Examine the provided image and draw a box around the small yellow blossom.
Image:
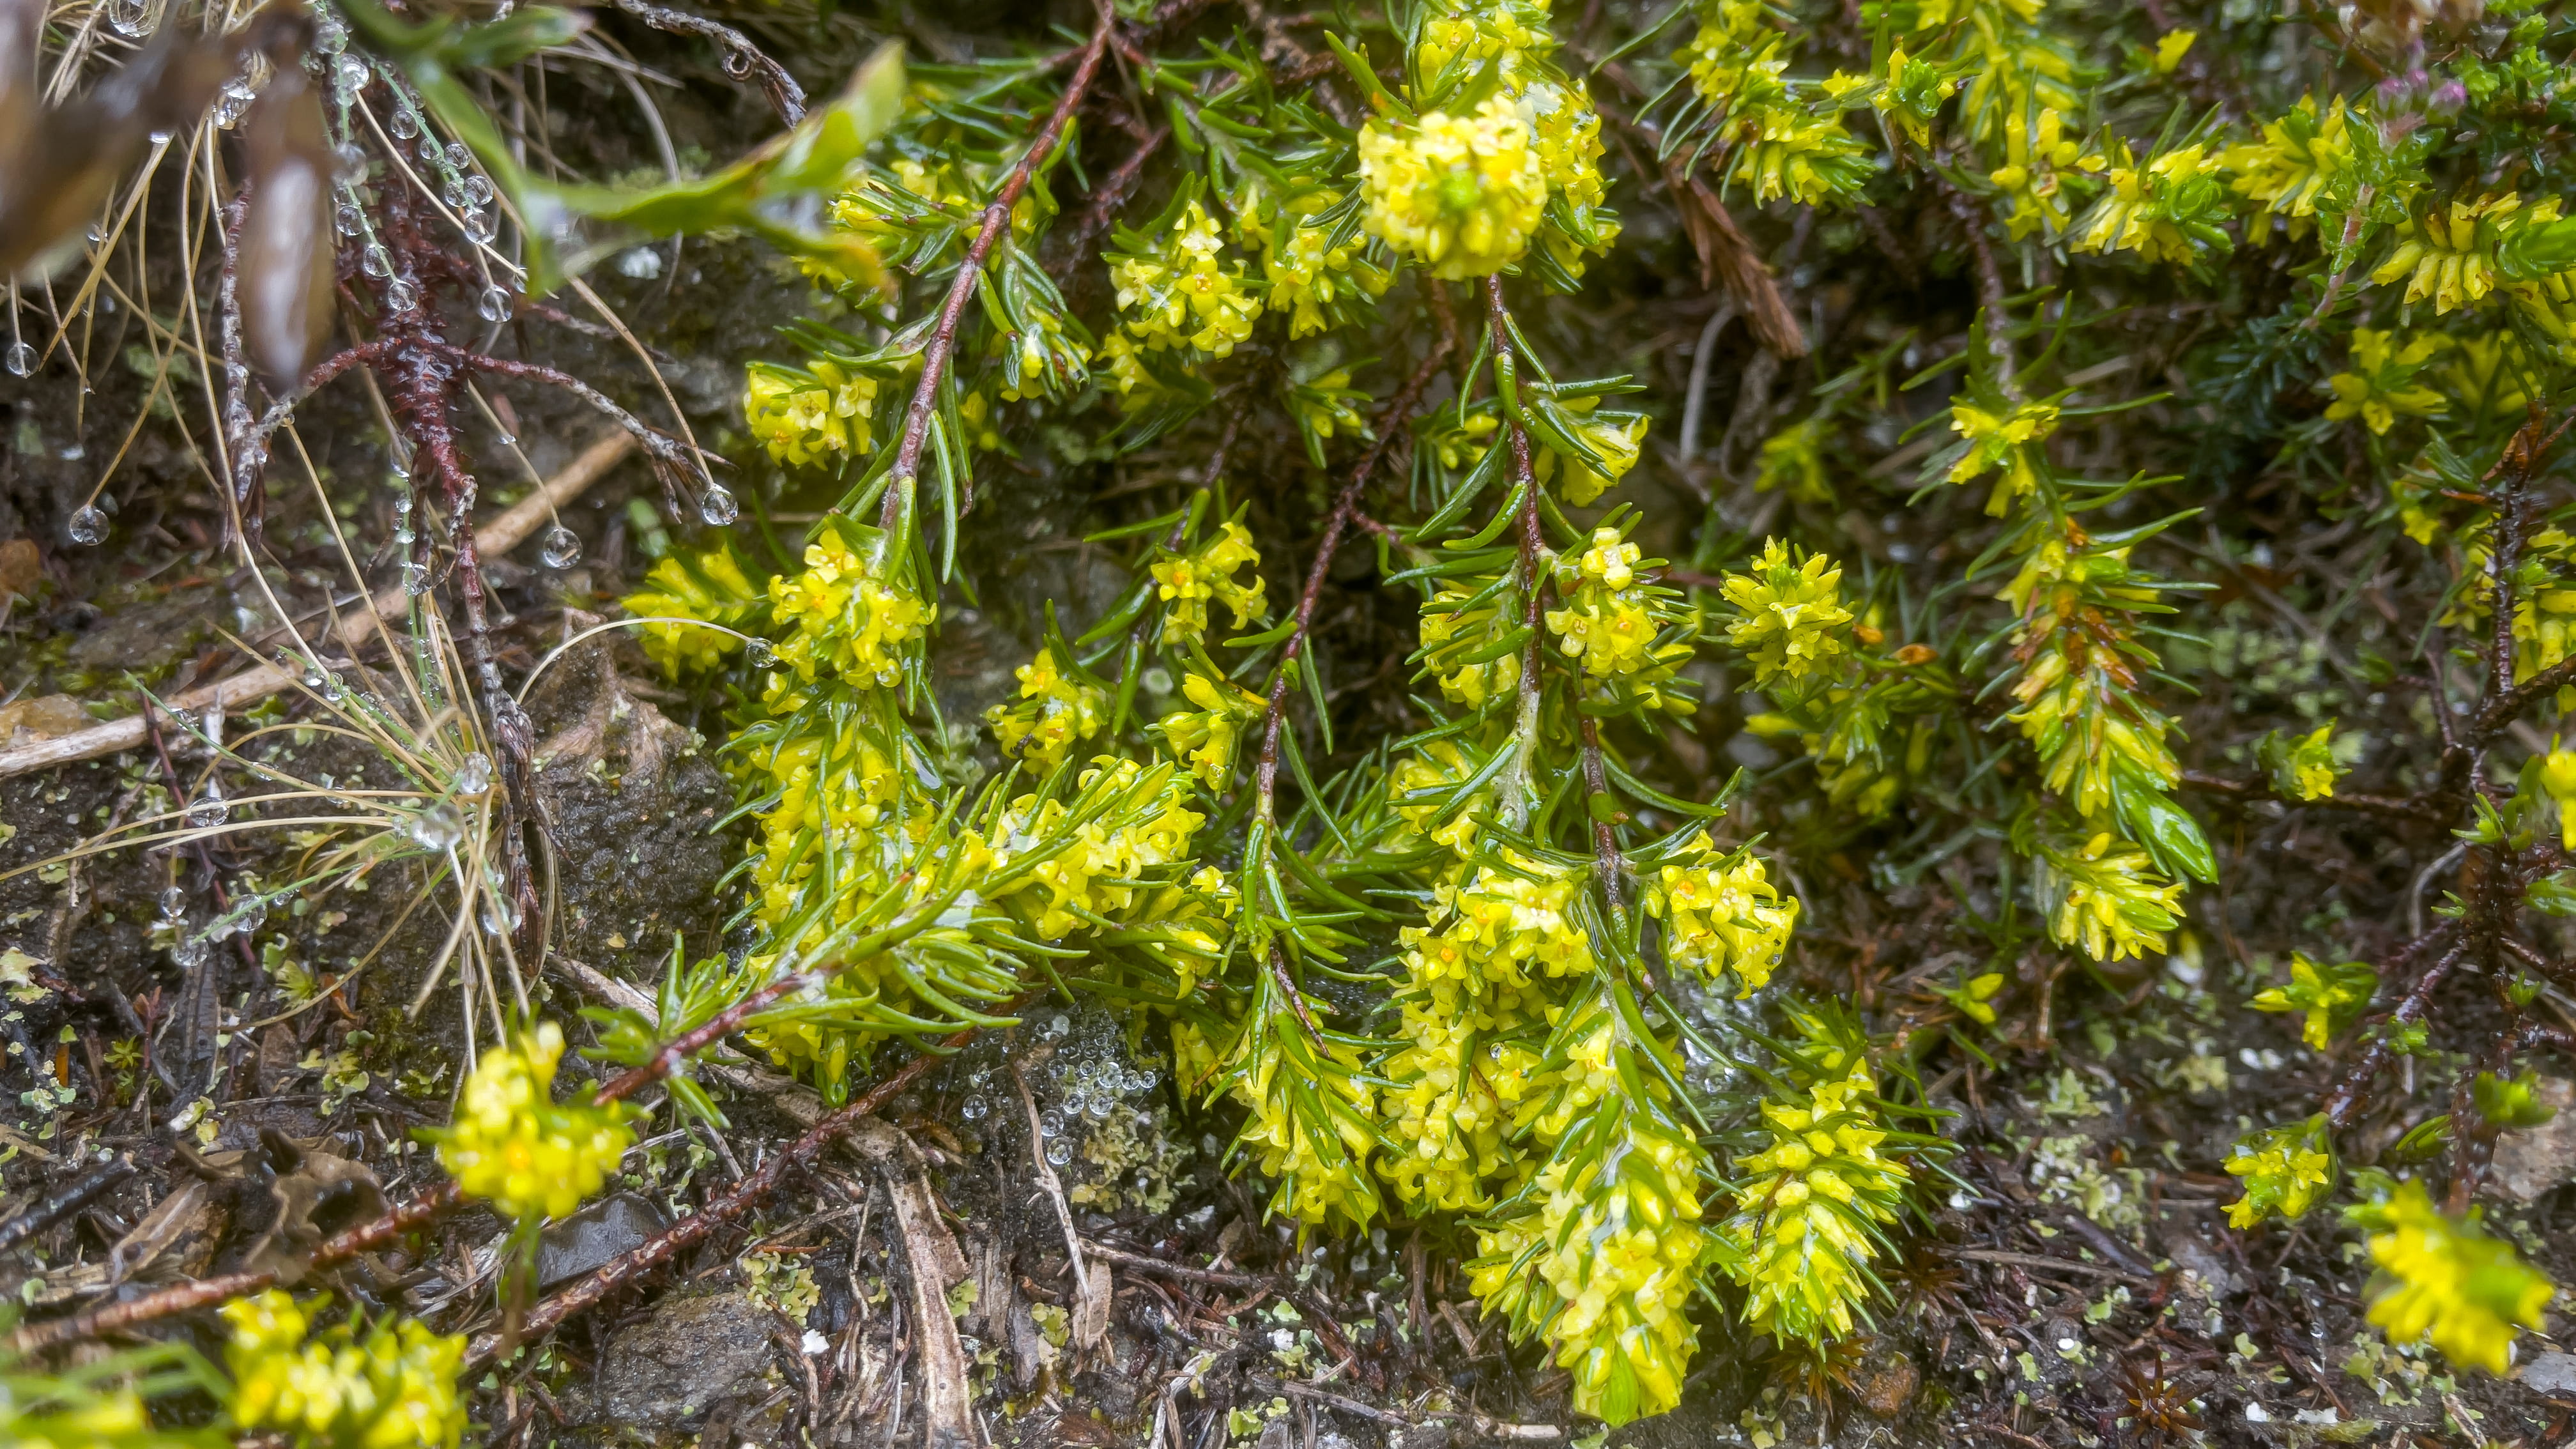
[1359,98,1548,279]
[1151,521,1266,646]
[986,649,1107,771]
[428,1022,632,1224]
[1717,1061,1912,1344]
[223,1291,467,1449]
[2372,194,2562,314]
[1645,832,1799,995]
[2223,1115,2334,1227]
[2324,330,2446,434]
[2347,1179,2554,1376]
[1721,539,1854,683]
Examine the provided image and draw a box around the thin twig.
[879,1,1116,530]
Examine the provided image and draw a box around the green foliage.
[1,1310,224,1449]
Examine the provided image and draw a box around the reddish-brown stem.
[2323,932,2465,1130]
[1248,339,1455,816]
[1484,277,1552,827]
[1577,715,1629,922]
[880,2,1115,530]
[470,1039,958,1367]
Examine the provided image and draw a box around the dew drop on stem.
[698,484,740,526]
[68,505,108,546]
[539,526,581,569]
[4,341,34,377]
[187,783,229,828]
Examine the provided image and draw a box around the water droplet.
[146,128,172,145]
[538,525,581,569]
[232,894,268,935]
[334,143,367,185]
[67,505,108,546]
[464,176,494,207]
[1042,1013,1070,1041]
[476,284,512,321]
[105,0,149,36]
[4,341,33,377]
[85,221,107,245]
[213,79,255,127]
[361,243,391,279]
[401,560,431,595]
[172,935,210,970]
[480,894,521,935]
[385,278,419,312]
[441,179,469,210]
[1038,1111,1064,1139]
[1081,1096,1112,1125]
[387,102,418,135]
[313,16,346,52]
[187,784,229,828]
[698,484,739,526]
[1045,1137,1075,1167]
[454,752,493,795]
[405,802,464,851]
[159,885,187,919]
[445,142,470,171]
[333,54,368,97]
[334,202,364,237]
[744,636,777,669]
[959,1093,988,1122]
[417,135,442,164]
[461,209,498,245]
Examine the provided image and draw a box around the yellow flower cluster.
[1416,0,1556,84]
[1535,402,1648,504]
[2249,951,2375,1049]
[1151,520,1267,647]
[1235,185,1388,338]
[1385,737,1490,853]
[2035,830,2186,961]
[1471,1094,1708,1423]
[1720,539,1853,685]
[1002,760,1208,939]
[1988,108,2093,240]
[625,546,762,675]
[2348,1179,2554,1376]
[1359,98,1549,280]
[2280,723,2340,799]
[1232,1027,1381,1229]
[1715,1061,1911,1344]
[1731,102,1873,207]
[429,1022,633,1223]
[769,528,933,689]
[1110,199,1263,358]
[222,1291,466,1449]
[1547,528,1666,678]
[1645,832,1798,996]
[2219,96,2354,228]
[1377,989,1541,1211]
[1679,0,1794,119]
[1402,858,1597,990]
[2373,194,2561,314]
[744,360,879,468]
[1159,669,1268,788]
[1948,397,2062,510]
[2223,1114,2334,1228]
[2325,330,2446,434]
[2071,141,2223,264]
[985,649,1106,771]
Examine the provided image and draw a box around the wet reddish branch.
[878,1,1114,528]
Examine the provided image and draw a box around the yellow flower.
[223,1291,468,1449]
[1151,520,1266,646]
[2070,141,2223,265]
[1945,398,2060,509]
[1988,107,2090,240]
[1376,988,1543,1211]
[2372,194,2562,314]
[985,649,1107,771]
[2034,831,2184,962]
[1158,670,1268,788]
[744,360,879,468]
[2150,28,2195,72]
[1402,857,1598,991]
[767,531,933,689]
[1720,539,1854,683]
[1717,1061,1912,1345]
[1236,184,1389,339]
[2219,96,2354,227]
[2223,1115,2334,1227]
[1110,199,1263,357]
[623,547,763,676]
[428,1022,634,1223]
[2347,1179,2553,1376]
[1359,98,1548,279]
[2324,329,2447,434]
[1644,832,1800,995]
